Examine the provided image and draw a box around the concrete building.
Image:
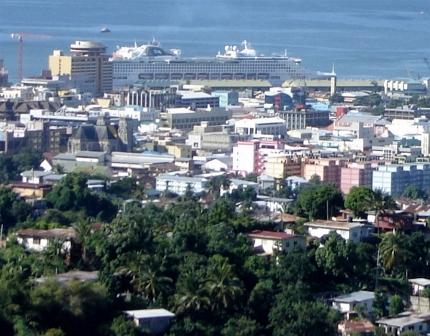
[248,230,305,255]
[160,107,231,131]
[16,228,77,253]
[279,109,331,129]
[186,122,244,151]
[234,117,287,137]
[264,154,302,179]
[49,41,112,96]
[340,163,373,194]
[303,158,345,186]
[372,163,430,197]
[124,309,175,335]
[304,220,372,242]
[211,90,239,107]
[377,313,430,336]
[384,79,427,95]
[332,291,375,315]
[156,174,209,195]
[0,59,8,86]
[175,90,219,108]
[422,129,430,157]
[232,140,284,175]
[264,90,293,111]
[410,278,430,296]
[122,86,177,108]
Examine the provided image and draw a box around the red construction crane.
[10,32,51,82]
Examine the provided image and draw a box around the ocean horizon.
[1,0,430,82]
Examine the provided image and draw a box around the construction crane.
[10,32,50,82]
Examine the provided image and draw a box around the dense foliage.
[0,175,429,335]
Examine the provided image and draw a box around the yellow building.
[166,144,192,159]
[265,154,302,179]
[49,41,112,96]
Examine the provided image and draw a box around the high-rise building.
[0,59,8,86]
[49,41,112,96]
[422,130,430,157]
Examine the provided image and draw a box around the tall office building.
[422,130,430,157]
[0,59,8,86]
[49,41,112,96]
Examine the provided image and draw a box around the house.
[247,230,305,255]
[338,319,375,336]
[9,182,52,199]
[332,291,375,315]
[367,211,414,233]
[124,309,175,335]
[304,220,372,242]
[256,195,293,213]
[16,228,77,253]
[227,179,259,195]
[202,157,231,172]
[377,313,430,336]
[410,278,430,296]
[258,174,276,191]
[20,170,53,184]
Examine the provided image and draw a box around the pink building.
[303,159,345,186]
[232,140,284,176]
[340,162,373,194]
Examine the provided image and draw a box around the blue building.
[372,163,430,196]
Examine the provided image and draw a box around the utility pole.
[326,199,329,220]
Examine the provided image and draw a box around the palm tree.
[119,253,172,302]
[73,219,92,265]
[379,232,411,277]
[205,257,243,311]
[220,176,231,194]
[372,189,397,235]
[208,177,222,199]
[173,275,210,314]
[133,265,173,302]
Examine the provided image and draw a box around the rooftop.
[377,313,430,328]
[16,228,77,240]
[124,309,175,319]
[339,319,374,334]
[248,230,296,240]
[76,151,107,159]
[333,290,375,303]
[305,220,368,230]
[409,278,430,287]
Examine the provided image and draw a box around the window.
[33,238,41,245]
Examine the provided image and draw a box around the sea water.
[0,0,430,81]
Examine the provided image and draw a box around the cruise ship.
[111,40,305,90]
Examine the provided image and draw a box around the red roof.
[248,230,294,240]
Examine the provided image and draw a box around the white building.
[409,278,430,296]
[422,130,430,157]
[304,220,371,242]
[234,117,287,137]
[377,313,430,336]
[156,174,209,195]
[248,230,305,255]
[332,291,375,315]
[16,228,76,253]
[124,309,175,335]
[232,141,259,174]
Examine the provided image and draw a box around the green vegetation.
[0,174,429,334]
[294,182,344,220]
[0,148,43,183]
